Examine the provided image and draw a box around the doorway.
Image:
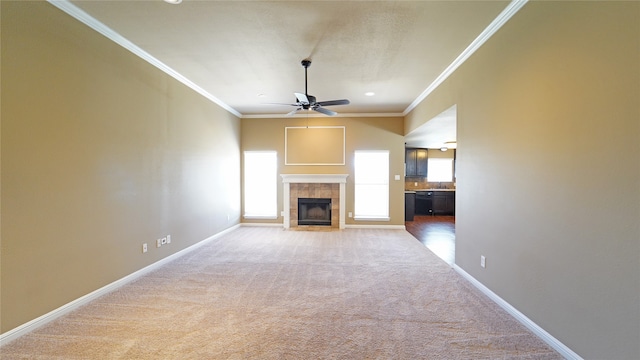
[405,215,455,265]
[404,105,457,265]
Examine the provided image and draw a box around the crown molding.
[403,0,528,116]
[47,0,243,118]
[47,0,526,120]
[241,112,404,119]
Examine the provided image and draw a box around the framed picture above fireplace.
[285,126,345,165]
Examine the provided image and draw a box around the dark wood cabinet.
[445,193,455,214]
[415,191,455,215]
[432,193,447,214]
[405,192,415,221]
[432,191,455,215]
[405,148,428,177]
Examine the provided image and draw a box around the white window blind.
[354,150,389,220]
[243,151,277,219]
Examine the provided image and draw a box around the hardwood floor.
[405,215,455,265]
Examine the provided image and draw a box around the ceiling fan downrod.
[301,59,311,96]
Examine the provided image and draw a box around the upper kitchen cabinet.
[405,148,428,177]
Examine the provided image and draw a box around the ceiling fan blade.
[265,102,299,106]
[313,106,337,116]
[294,92,309,105]
[286,108,301,117]
[317,99,350,107]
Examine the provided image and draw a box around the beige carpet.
[1,227,561,359]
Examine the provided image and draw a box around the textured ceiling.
[66,0,510,120]
[405,105,458,148]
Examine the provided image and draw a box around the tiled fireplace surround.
[281,174,348,229]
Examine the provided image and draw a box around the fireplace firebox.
[298,198,331,226]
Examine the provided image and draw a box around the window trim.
[243,150,278,219]
[353,150,390,221]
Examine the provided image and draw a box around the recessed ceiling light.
[365,92,375,96]
[164,0,182,4]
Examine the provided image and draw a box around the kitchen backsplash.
[404,179,456,190]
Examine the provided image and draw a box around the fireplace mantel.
[281,174,348,229]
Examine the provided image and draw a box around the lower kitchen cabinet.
[405,192,415,221]
[433,191,455,215]
[415,191,455,215]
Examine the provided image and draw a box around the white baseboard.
[345,224,406,230]
[452,264,582,360]
[240,223,406,230]
[0,224,241,347]
[240,222,284,227]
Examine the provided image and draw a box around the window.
[243,151,277,219]
[354,150,389,220]
[427,158,454,182]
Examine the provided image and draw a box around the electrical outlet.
[161,237,167,245]
[157,239,162,248]
[166,235,171,244]
[348,212,353,218]
[142,243,148,253]
[480,255,486,268]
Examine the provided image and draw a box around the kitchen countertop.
[407,189,456,192]
[405,189,456,193]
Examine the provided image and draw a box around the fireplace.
[298,198,332,226]
[281,174,348,229]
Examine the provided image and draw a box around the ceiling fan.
[282,59,350,117]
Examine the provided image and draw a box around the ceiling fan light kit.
[280,59,350,117]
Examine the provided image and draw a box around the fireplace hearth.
[298,198,331,226]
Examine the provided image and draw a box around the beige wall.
[1,2,241,333]
[406,1,639,358]
[241,117,405,226]
[4,1,639,358]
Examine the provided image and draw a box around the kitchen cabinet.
[415,190,455,215]
[432,191,455,215]
[405,148,428,177]
[405,192,415,221]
